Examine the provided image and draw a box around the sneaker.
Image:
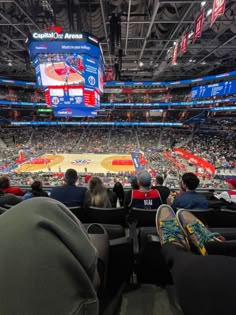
[176,209,223,256]
[156,205,189,249]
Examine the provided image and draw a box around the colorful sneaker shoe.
[176,209,223,256]
[156,205,189,249]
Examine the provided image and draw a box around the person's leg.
[156,205,236,315]
[162,243,236,315]
[206,239,236,257]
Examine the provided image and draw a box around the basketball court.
[40,62,85,85]
[16,153,135,173]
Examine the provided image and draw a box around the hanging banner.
[172,43,178,64]
[193,10,204,43]
[174,148,215,176]
[211,0,226,25]
[181,32,188,55]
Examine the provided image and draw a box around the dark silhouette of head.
[31,181,43,191]
[0,176,10,190]
[130,175,139,189]
[181,173,200,191]
[156,176,164,186]
[64,169,78,186]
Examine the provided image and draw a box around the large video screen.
[28,33,104,92]
[28,31,104,117]
[192,80,236,99]
[34,53,103,89]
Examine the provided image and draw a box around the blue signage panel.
[192,80,236,99]
[104,71,236,87]
[0,100,46,106]
[101,97,236,107]
[11,122,183,126]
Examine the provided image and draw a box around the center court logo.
[71,159,91,165]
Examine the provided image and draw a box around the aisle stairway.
[118,285,183,315]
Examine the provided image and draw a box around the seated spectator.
[214,179,236,204]
[51,168,87,207]
[113,181,125,207]
[124,170,163,209]
[173,173,208,211]
[0,189,22,207]
[84,177,117,208]
[0,198,99,314]
[23,181,49,200]
[129,175,139,190]
[0,176,24,196]
[152,175,170,203]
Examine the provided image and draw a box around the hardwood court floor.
[16,153,135,173]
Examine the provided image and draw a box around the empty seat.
[67,206,84,221]
[129,208,157,227]
[84,223,125,240]
[137,228,172,285]
[85,207,127,226]
[210,209,236,228]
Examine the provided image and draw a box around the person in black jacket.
[152,175,170,204]
[51,168,87,207]
[23,181,48,200]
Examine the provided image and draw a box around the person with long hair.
[84,177,117,208]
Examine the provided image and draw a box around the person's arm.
[17,187,24,196]
[124,190,132,209]
[8,194,22,206]
[172,196,179,211]
[109,191,117,208]
[83,191,91,209]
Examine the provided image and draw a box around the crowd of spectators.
[0,125,235,190]
[77,128,109,153]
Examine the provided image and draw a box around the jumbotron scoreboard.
[27,30,104,117]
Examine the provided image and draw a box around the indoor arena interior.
[0,0,236,314]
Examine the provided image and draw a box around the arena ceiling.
[0,0,236,82]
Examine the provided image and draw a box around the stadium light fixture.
[139,61,144,67]
[201,1,206,7]
[8,61,13,66]
[189,32,194,39]
[207,9,212,16]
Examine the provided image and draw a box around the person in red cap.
[214,179,236,204]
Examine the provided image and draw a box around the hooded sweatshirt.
[0,197,98,315]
